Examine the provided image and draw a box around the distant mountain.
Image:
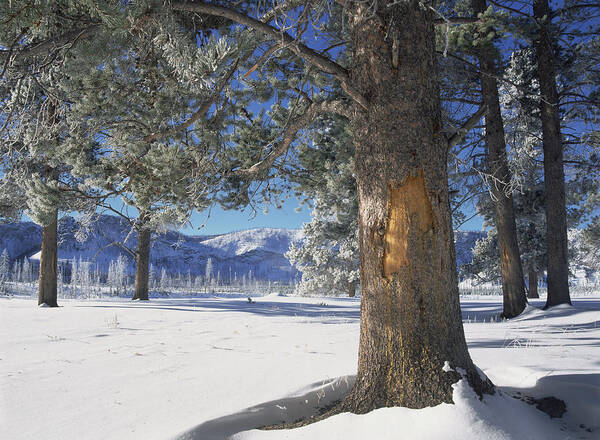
[0,215,483,282]
[0,215,303,282]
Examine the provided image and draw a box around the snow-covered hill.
[0,216,303,282]
[0,215,481,281]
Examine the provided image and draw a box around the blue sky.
[181,195,313,235]
[179,195,484,236]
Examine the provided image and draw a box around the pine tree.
[531,0,571,307]
[0,3,113,307]
[115,255,127,294]
[2,0,500,410]
[160,267,169,293]
[60,11,237,300]
[286,114,359,297]
[205,258,214,286]
[466,0,527,317]
[149,264,157,290]
[172,0,494,410]
[581,218,600,270]
[0,249,10,293]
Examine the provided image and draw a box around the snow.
[1,294,598,440]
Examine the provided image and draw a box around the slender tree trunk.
[348,280,356,297]
[473,0,526,318]
[38,209,58,307]
[533,0,571,308]
[342,1,493,412]
[133,223,151,301]
[527,267,539,299]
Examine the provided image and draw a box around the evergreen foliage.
[286,114,358,296]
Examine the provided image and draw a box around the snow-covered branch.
[237,99,353,177]
[170,1,368,110]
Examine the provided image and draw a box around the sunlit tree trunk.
[342,0,493,412]
[473,0,526,318]
[133,214,151,301]
[533,0,571,308]
[347,280,356,297]
[527,267,539,299]
[38,209,58,307]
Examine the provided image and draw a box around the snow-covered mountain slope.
[0,215,482,281]
[0,216,302,281]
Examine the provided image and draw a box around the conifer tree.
[286,114,359,297]
[0,2,118,306]
[0,249,10,293]
[488,0,600,306]
[172,0,494,411]
[57,10,239,300]
[465,0,527,317]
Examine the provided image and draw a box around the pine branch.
[236,99,353,177]
[170,1,368,110]
[552,3,600,17]
[434,17,479,24]
[244,44,280,78]
[0,24,102,65]
[142,57,239,143]
[487,0,531,18]
[447,105,486,148]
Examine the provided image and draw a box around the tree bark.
[342,1,493,412]
[38,209,58,307]
[133,221,151,301]
[527,267,539,299]
[348,280,356,298]
[473,0,527,318]
[533,0,571,308]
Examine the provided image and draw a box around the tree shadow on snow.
[174,375,356,440]
[503,373,600,435]
[74,298,360,323]
[173,373,600,440]
[461,297,600,327]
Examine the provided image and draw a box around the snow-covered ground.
[1,293,598,440]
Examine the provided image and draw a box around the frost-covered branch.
[142,57,239,143]
[170,1,368,109]
[237,99,353,177]
[0,24,102,66]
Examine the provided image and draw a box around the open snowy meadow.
[1,292,599,440]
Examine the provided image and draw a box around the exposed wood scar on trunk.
[384,172,434,278]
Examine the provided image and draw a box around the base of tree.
[339,367,494,414]
[132,297,150,301]
[543,299,572,310]
[38,302,59,308]
[260,371,494,430]
[501,310,524,320]
[259,400,345,431]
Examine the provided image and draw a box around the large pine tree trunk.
[347,280,356,298]
[133,225,151,301]
[38,209,58,307]
[473,0,526,318]
[527,267,539,299]
[533,0,571,308]
[342,1,493,412]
